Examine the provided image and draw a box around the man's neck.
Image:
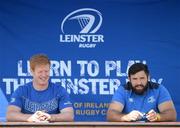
[32,81,49,91]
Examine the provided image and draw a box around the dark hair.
[128,63,149,77]
[125,63,159,90]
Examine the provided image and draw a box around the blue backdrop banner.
[0,0,180,121]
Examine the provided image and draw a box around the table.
[1,122,180,128]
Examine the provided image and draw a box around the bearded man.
[107,63,176,122]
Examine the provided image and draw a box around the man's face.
[31,64,50,86]
[129,70,149,95]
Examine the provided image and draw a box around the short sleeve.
[9,87,23,109]
[58,87,72,110]
[111,86,125,105]
[158,85,172,105]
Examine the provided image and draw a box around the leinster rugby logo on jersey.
[60,8,104,48]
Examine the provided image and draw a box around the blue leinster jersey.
[112,84,172,121]
[9,82,72,114]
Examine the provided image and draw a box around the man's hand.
[146,109,159,122]
[123,110,143,121]
[27,111,51,122]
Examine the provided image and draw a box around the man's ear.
[30,68,33,76]
[125,81,132,90]
[128,76,130,81]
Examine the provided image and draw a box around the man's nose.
[42,72,47,76]
[137,79,142,85]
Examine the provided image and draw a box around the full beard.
[132,84,148,95]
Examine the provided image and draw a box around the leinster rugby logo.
[60,8,104,48]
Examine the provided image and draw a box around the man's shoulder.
[148,83,169,96]
[149,82,167,91]
[115,85,128,94]
[49,82,67,92]
[16,82,32,91]
[148,82,160,89]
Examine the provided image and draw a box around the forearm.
[107,109,127,122]
[158,109,177,121]
[50,112,74,122]
[6,111,31,122]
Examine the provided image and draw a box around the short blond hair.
[30,54,50,71]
